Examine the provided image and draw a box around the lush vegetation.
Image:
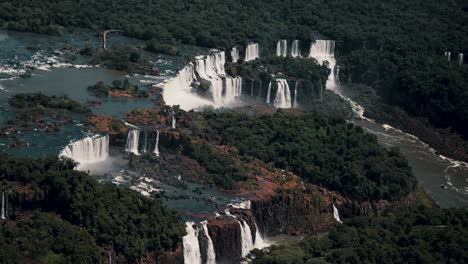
[1,0,466,146]
[88,79,150,97]
[189,111,415,201]
[0,155,185,262]
[9,93,90,114]
[249,207,468,264]
[80,44,159,75]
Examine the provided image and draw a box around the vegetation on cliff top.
[0,155,185,262]
[185,111,416,201]
[88,79,150,98]
[249,207,468,264]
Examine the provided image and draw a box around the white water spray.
[458,53,464,65]
[60,135,109,164]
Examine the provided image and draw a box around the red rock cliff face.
[207,219,242,264]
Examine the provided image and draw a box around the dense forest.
[0,155,185,262]
[184,111,416,201]
[0,0,467,145]
[249,207,468,264]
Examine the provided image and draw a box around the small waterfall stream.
[291,40,300,57]
[333,204,342,223]
[1,193,5,220]
[237,219,254,257]
[125,129,140,155]
[266,81,272,104]
[276,40,287,57]
[153,130,160,157]
[201,221,216,264]
[231,47,240,63]
[172,115,176,129]
[293,80,299,108]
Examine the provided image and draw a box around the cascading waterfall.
[333,204,342,223]
[163,63,215,111]
[245,43,259,62]
[276,40,287,57]
[445,51,451,61]
[266,81,272,104]
[237,219,254,257]
[60,134,109,164]
[1,193,5,220]
[153,130,160,157]
[224,76,243,103]
[459,53,464,65]
[231,47,240,63]
[183,222,202,264]
[273,79,292,108]
[201,221,216,264]
[195,51,242,106]
[308,40,337,90]
[291,40,301,57]
[293,80,299,108]
[125,129,140,155]
[258,80,262,97]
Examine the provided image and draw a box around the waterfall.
[445,51,451,61]
[183,222,202,264]
[266,81,272,104]
[293,80,299,108]
[333,204,342,223]
[308,40,337,90]
[237,219,254,257]
[245,43,259,62]
[1,193,5,220]
[250,80,254,96]
[201,221,216,264]
[458,53,464,65]
[142,129,148,154]
[254,222,266,248]
[163,62,214,111]
[231,47,240,63]
[258,80,262,97]
[125,129,140,155]
[224,76,243,103]
[60,134,109,164]
[273,79,292,108]
[276,40,287,57]
[154,130,160,157]
[108,252,112,264]
[194,50,242,106]
[172,115,176,129]
[291,40,301,57]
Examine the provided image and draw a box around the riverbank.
[344,84,468,164]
